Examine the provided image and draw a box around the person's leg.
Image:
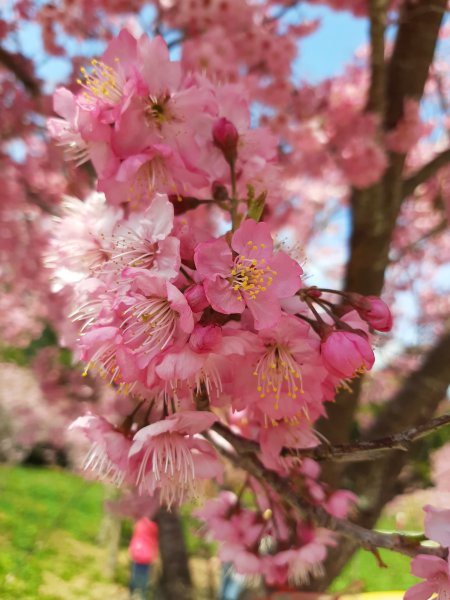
[130,562,150,599]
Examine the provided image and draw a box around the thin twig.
[402,148,450,198]
[213,413,450,463]
[211,431,448,560]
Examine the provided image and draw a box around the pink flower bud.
[189,324,222,353]
[212,117,238,164]
[185,284,209,312]
[321,331,375,379]
[362,296,393,332]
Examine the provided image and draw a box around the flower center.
[111,233,158,270]
[82,339,134,395]
[77,58,123,103]
[122,297,177,354]
[253,344,304,409]
[144,94,171,125]
[230,251,276,301]
[137,433,196,507]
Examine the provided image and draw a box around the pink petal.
[194,238,232,278]
[231,219,273,258]
[404,581,439,600]
[204,277,245,314]
[247,295,281,330]
[268,251,303,298]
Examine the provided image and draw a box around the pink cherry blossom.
[194,219,302,329]
[321,330,375,379]
[129,411,221,507]
[106,194,180,279]
[405,555,450,600]
[424,505,450,548]
[349,294,393,332]
[69,413,132,486]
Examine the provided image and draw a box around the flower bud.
[362,296,393,332]
[321,331,374,379]
[185,284,209,312]
[348,293,392,332]
[189,324,222,353]
[212,117,238,164]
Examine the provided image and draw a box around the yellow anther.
[247,240,253,245]
[260,243,265,248]
[252,245,258,250]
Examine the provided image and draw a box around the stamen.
[253,344,305,405]
[229,253,277,301]
[77,58,124,104]
[122,297,177,355]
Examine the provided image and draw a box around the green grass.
[330,546,419,593]
[0,465,112,600]
[0,465,421,598]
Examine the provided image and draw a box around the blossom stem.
[229,159,239,230]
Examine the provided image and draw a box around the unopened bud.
[185,284,209,312]
[212,117,238,164]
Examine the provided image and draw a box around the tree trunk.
[155,508,193,600]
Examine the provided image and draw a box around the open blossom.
[266,527,336,585]
[78,269,194,389]
[107,194,180,279]
[69,414,132,486]
[404,505,450,600]
[129,411,222,507]
[424,505,450,549]
[194,219,302,329]
[405,555,450,600]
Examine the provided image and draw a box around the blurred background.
[1,0,450,598]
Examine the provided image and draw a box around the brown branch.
[367,0,387,115]
[321,0,447,479]
[0,46,40,97]
[211,434,447,560]
[402,148,450,198]
[389,217,447,263]
[213,413,450,464]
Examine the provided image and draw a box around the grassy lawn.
[0,465,419,598]
[0,465,128,600]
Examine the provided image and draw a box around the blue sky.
[13,4,367,87]
[293,5,367,82]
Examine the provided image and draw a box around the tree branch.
[0,46,40,97]
[212,413,450,464]
[367,0,387,115]
[211,434,447,561]
[402,149,450,198]
[389,217,447,264]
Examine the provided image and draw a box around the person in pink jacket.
[129,518,159,599]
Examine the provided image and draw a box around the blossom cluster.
[48,29,393,583]
[405,506,450,600]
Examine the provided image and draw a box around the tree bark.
[155,508,193,600]
[308,330,450,591]
[312,0,448,564]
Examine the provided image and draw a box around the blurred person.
[129,518,159,599]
